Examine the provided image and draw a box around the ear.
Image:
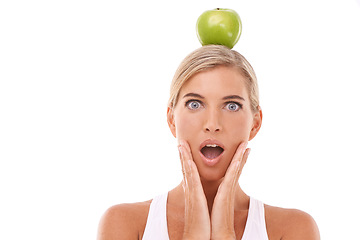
[167,106,177,138]
[249,106,263,141]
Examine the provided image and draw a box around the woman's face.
[168,66,262,181]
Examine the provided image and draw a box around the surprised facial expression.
[168,66,262,181]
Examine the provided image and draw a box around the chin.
[197,164,228,183]
[193,151,232,183]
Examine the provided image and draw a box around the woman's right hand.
[178,140,211,240]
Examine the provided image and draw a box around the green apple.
[196,8,242,49]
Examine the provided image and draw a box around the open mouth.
[200,144,224,160]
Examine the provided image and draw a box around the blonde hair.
[168,45,259,112]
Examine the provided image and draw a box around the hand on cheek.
[211,142,250,239]
[178,140,250,240]
[178,140,211,239]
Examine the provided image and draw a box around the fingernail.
[178,145,183,155]
[235,160,241,169]
[240,142,248,153]
[245,148,251,158]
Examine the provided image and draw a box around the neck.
[200,178,222,212]
[201,178,247,213]
[170,179,248,215]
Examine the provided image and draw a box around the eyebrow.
[182,93,245,101]
[222,95,245,101]
[183,93,205,99]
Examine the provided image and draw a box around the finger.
[232,141,248,164]
[179,140,205,195]
[234,148,250,182]
[178,140,195,189]
[216,143,249,203]
[178,143,191,190]
[178,145,186,174]
[179,140,209,227]
[179,140,193,174]
[224,142,248,184]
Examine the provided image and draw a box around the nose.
[204,108,222,133]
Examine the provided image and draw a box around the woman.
[97,45,320,240]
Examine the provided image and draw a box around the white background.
[1,0,359,239]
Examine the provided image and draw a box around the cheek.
[223,115,253,156]
[217,122,249,168]
[175,113,202,139]
[225,115,252,137]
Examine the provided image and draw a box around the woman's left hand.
[210,142,250,240]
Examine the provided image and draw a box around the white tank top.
[142,193,269,240]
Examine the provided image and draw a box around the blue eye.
[226,102,241,111]
[186,100,202,110]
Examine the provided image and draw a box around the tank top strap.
[241,197,269,240]
[142,193,170,240]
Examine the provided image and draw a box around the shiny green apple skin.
[196,8,242,49]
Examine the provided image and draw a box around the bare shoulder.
[265,204,320,240]
[97,200,151,240]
